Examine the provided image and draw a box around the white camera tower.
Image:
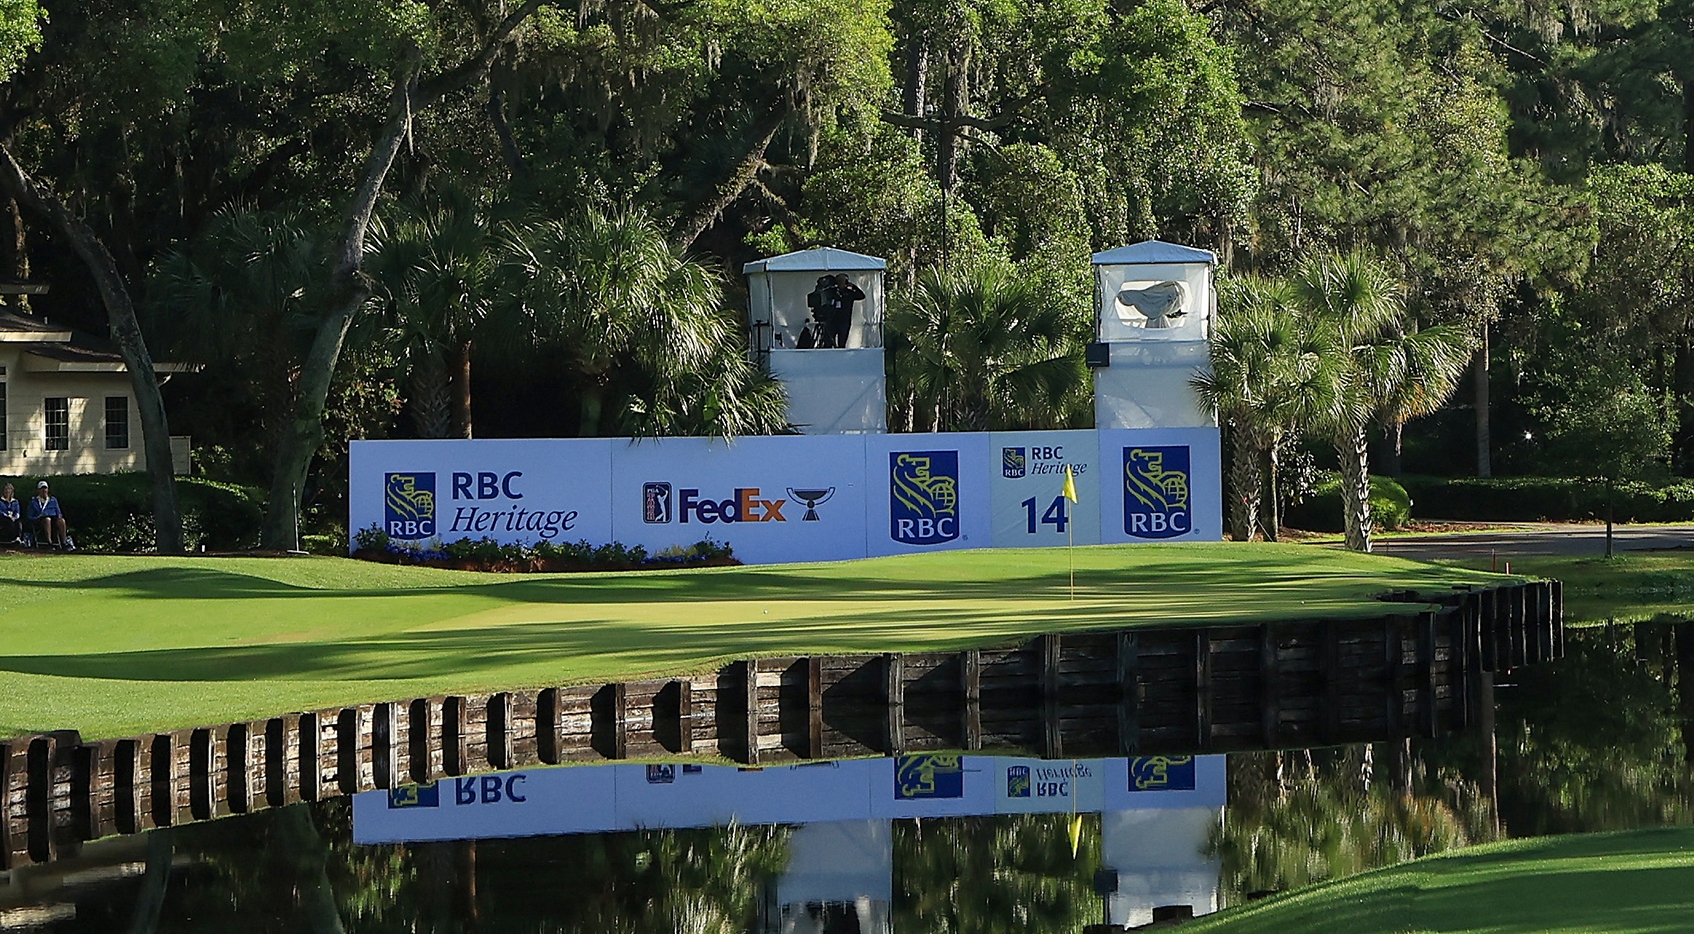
[1090,240,1217,430]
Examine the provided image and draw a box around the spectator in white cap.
[27,480,72,550]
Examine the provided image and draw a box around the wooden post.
[189,728,216,821]
[1042,634,1063,760]
[536,689,561,765]
[1117,632,1141,756]
[149,734,176,828]
[114,738,141,834]
[0,741,11,870]
[26,735,53,863]
[884,654,905,756]
[71,741,104,841]
[961,650,982,751]
[487,693,513,770]
[1320,622,1341,745]
[407,699,434,783]
[675,680,695,755]
[1259,625,1280,748]
[442,697,468,776]
[1419,613,1439,738]
[1195,630,1213,751]
[298,712,323,801]
[1384,617,1405,736]
[806,658,824,760]
[226,723,252,813]
[1551,580,1565,658]
[592,683,628,760]
[372,704,398,790]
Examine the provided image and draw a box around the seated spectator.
[0,483,19,545]
[27,480,73,551]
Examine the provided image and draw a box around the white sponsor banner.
[349,428,1222,560]
[349,439,614,547]
[607,435,869,565]
[988,430,1101,549]
[352,755,1226,843]
[862,433,994,557]
[1096,428,1223,545]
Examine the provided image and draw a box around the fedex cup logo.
[384,473,436,539]
[1123,446,1191,538]
[890,451,959,545]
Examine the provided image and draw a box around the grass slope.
[0,543,1505,739]
[1187,827,1694,934]
[1481,552,1694,624]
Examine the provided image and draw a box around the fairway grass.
[1477,552,1694,624]
[0,543,1508,739]
[1185,826,1694,934]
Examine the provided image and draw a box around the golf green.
[0,543,1506,739]
[1186,826,1694,934]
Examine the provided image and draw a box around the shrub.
[1397,475,1694,523]
[352,528,734,572]
[0,473,265,552]
[1281,472,1412,533]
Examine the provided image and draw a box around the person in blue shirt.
[28,480,72,550]
[0,483,19,545]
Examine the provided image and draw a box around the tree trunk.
[1474,325,1491,478]
[0,144,184,553]
[486,83,530,184]
[936,39,969,193]
[1228,422,1263,542]
[1382,421,1403,477]
[1605,479,1615,558]
[1677,621,1694,765]
[902,32,928,143]
[1263,437,1280,542]
[261,2,545,550]
[1476,671,1498,835]
[409,350,451,438]
[1674,334,1694,475]
[1337,423,1373,553]
[672,106,786,250]
[277,806,347,934]
[125,828,173,934]
[451,339,473,439]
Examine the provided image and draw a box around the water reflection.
[7,617,1694,931]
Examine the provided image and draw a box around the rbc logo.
[387,781,439,809]
[384,473,436,539]
[895,753,964,799]
[1123,446,1191,539]
[890,451,960,545]
[1002,447,1026,479]
[1129,756,1196,791]
[1007,765,1031,798]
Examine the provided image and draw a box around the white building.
[0,305,191,476]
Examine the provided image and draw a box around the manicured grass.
[1185,826,1694,934]
[0,544,1506,739]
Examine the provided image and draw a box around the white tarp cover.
[768,348,887,434]
[349,427,1222,563]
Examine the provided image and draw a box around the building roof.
[0,310,72,342]
[1091,240,1218,266]
[744,247,887,275]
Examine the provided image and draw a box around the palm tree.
[888,260,1089,432]
[1292,252,1471,552]
[369,186,509,439]
[1196,275,1341,541]
[503,206,786,437]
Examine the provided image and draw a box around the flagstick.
[1068,516,1074,601]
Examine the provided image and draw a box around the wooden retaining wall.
[0,581,1560,869]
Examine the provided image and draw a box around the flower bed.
[350,526,739,573]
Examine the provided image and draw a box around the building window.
[105,396,129,450]
[44,397,67,451]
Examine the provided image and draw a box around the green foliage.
[894,813,1099,932]
[0,0,41,77]
[0,473,264,552]
[1282,473,1412,533]
[1398,475,1694,523]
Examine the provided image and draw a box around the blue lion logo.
[1123,447,1191,539]
[895,753,964,799]
[384,473,436,539]
[890,451,960,545]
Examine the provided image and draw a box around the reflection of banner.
[1128,756,1196,791]
[894,754,964,799]
[388,782,440,809]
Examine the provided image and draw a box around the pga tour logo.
[890,451,960,545]
[1123,446,1191,538]
[384,473,436,539]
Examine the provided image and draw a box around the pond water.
[4,611,1690,932]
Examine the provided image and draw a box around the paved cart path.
[1363,523,1694,561]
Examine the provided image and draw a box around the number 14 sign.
[988,430,1101,548]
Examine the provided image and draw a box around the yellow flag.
[1062,464,1078,503]
[1069,813,1085,858]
